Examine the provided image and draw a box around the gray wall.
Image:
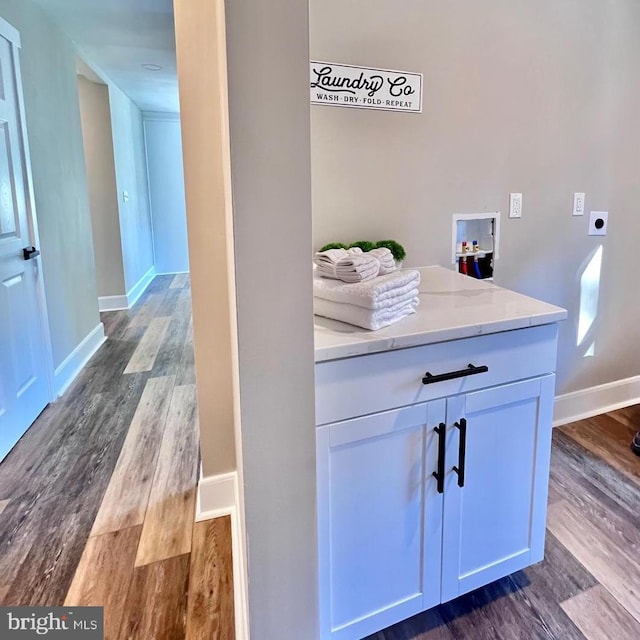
[109,84,154,293]
[310,0,640,396]
[0,0,100,368]
[143,115,189,275]
[225,0,318,637]
[77,76,126,298]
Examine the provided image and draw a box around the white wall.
[109,84,155,294]
[225,0,318,637]
[143,113,189,274]
[310,0,640,396]
[0,0,100,369]
[77,75,126,298]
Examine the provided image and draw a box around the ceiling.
[35,0,178,113]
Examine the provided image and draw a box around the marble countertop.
[314,266,567,362]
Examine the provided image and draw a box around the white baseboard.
[553,374,640,427]
[126,266,156,308]
[54,323,106,396]
[97,266,156,312]
[197,471,248,640]
[154,270,190,276]
[98,295,129,312]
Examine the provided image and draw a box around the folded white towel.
[313,269,420,309]
[335,254,380,283]
[314,296,419,330]
[368,247,396,275]
[313,248,349,279]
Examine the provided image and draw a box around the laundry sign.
[310,61,422,113]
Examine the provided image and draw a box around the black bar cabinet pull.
[422,363,488,385]
[23,246,40,261]
[432,422,446,494]
[452,418,467,488]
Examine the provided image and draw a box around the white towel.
[313,248,349,279]
[314,296,419,330]
[368,247,396,275]
[313,269,420,309]
[334,254,380,283]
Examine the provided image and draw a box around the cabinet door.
[441,375,555,602]
[317,400,445,640]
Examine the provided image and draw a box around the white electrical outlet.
[588,211,608,236]
[509,193,522,218]
[123,190,129,203]
[573,192,585,216]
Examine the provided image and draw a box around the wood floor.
[368,404,640,640]
[2,273,640,640]
[0,274,234,640]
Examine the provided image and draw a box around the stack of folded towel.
[313,269,420,330]
[368,247,396,275]
[313,247,396,283]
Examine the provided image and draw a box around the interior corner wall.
[77,76,126,298]
[174,0,237,479]
[108,84,155,294]
[0,0,100,369]
[143,114,190,274]
[225,0,318,637]
[309,0,640,396]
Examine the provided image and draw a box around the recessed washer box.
[452,212,500,279]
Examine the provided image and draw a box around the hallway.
[0,274,234,639]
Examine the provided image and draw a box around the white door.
[316,401,445,640]
[441,375,555,602]
[0,20,50,461]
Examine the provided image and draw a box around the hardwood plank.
[379,606,453,639]
[151,301,192,378]
[0,495,38,600]
[0,500,8,516]
[146,274,174,293]
[185,517,235,640]
[157,288,186,317]
[548,498,640,623]
[100,309,134,341]
[2,491,104,606]
[561,585,640,640]
[552,430,640,522]
[511,530,597,604]
[175,317,195,386]
[170,273,189,289]
[135,385,199,567]
[129,292,167,329]
[607,405,640,429]
[380,532,593,640]
[123,317,172,374]
[65,526,142,640]
[0,386,140,604]
[91,376,175,536]
[561,414,640,485]
[550,443,640,557]
[0,400,72,497]
[117,554,190,640]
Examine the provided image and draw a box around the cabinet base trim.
[554,374,640,427]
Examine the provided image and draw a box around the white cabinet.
[315,327,558,640]
[440,376,554,602]
[316,401,445,640]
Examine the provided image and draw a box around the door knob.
[23,246,40,260]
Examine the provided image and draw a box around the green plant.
[375,240,406,262]
[348,240,376,253]
[319,242,348,252]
